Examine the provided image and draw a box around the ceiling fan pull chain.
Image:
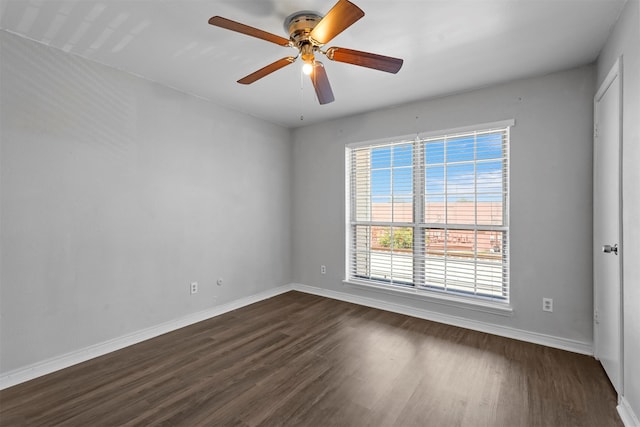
[300,66,305,121]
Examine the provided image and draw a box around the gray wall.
[597,0,640,420]
[292,65,596,346]
[0,31,292,374]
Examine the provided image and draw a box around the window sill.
[342,279,513,317]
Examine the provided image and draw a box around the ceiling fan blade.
[309,0,364,45]
[326,47,403,73]
[310,62,335,105]
[208,16,291,47]
[237,57,296,84]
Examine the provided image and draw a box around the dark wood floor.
[0,291,622,426]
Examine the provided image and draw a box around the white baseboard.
[290,283,593,355]
[619,396,640,427]
[0,281,595,390]
[0,284,293,390]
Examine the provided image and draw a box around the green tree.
[379,227,413,249]
[394,227,413,249]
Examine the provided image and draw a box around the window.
[346,121,511,304]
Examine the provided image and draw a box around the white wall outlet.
[190,282,198,294]
[216,278,223,286]
[542,297,553,312]
[320,265,326,274]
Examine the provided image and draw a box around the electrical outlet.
[542,297,553,312]
[190,282,198,294]
[320,265,326,274]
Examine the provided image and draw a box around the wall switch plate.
[190,282,198,294]
[543,297,553,312]
[320,265,326,274]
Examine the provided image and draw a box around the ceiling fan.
[208,0,403,105]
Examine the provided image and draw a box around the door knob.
[602,244,618,255]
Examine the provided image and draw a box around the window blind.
[347,124,510,302]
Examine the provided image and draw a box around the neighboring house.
[371,201,503,256]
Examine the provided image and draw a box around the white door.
[593,58,623,394]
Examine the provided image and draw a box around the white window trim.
[342,279,514,316]
[344,119,514,312]
[345,119,515,149]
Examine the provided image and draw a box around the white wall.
[597,0,640,423]
[0,31,292,374]
[292,65,596,349]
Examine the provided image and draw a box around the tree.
[378,227,412,249]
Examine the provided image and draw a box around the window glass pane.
[425,199,445,223]
[443,229,475,258]
[393,200,413,223]
[476,261,505,298]
[352,149,372,221]
[425,166,445,195]
[445,258,476,293]
[370,226,391,281]
[477,201,503,226]
[447,163,475,195]
[372,226,390,250]
[447,196,475,225]
[366,226,415,284]
[425,228,444,255]
[371,169,391,196]
[371,147,391,169]
[391,254,413,284]
[354,195,371,221]
[392,167,413,197]
[476,132,503,160]
[446,135,475,162]
[372,196,392,222]
[477,231,504,259]
[425,139,444,165]
[373,226,413,251]
[476,231,506,298]
[476,160,503,194]
[393,144,413,167]
[391,226,413,251]
[424,228,445,286]
[424,257,446,287]
[351,225,371,278]
[392,166,413,222]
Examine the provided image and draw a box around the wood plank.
[0,291,622,426]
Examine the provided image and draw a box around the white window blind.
[346,123,510,303]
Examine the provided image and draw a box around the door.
[593,58,623,394]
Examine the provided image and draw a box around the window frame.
[344,120,514,312]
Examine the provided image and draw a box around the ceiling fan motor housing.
[284,11,323,46]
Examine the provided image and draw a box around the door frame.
[593,56,624,394]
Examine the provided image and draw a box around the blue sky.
[370,132,504,203]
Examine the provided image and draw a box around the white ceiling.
[0,0,626,128]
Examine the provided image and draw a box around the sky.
[369,131,505,204]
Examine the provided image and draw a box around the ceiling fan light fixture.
[302,62,313,75]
